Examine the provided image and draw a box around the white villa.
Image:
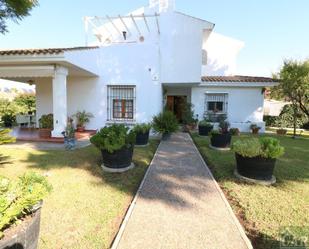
[0,0,277,137]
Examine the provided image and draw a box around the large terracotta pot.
[235,153,276,181]
[101,145,134,169]
[0,206,42,249]
[210,133,232,148]
[135,131,150,146]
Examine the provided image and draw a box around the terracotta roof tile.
[0,46,99,56]
[201,75,277,83]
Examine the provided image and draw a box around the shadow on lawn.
[22,135,218,209]
[22,141,160,196]
[0,153,12,166]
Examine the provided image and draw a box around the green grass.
[0,140,159,249]
[191,133,309,249]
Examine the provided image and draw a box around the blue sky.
[1,0,309,76]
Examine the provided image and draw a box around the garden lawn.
[191,133,309,249]
[0,139,159,249]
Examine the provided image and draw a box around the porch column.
[51,66,68,137]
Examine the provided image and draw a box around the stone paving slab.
[113,133,252,249]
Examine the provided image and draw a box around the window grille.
[204,93,228,122]
[107,85,136,121]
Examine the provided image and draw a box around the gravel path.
[113,133,252,249]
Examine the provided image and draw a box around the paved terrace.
[113,133,252,249]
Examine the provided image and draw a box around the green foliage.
[133,123,152,134]
[182,103,197,125]
[219,120,230,133]
[232,138,262,158]
[0,172,51,238]
[74,110,94,127]
[209,130,220,136]
[1,113,15,127]
[250,123,261,130]
[259,137,285,159]
[232,137,284,159]
[229,128,240,136]
[90,124,136,153]
[39,114,53,129]
[13,93,36,113]
[0,0,38,34]
[0,129,15,144]
[63,118,75,139]
[273,59,309,118]
[152,110,179,134]
[198,120,213,128]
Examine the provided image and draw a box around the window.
[107,85,136,121]
[204,93,228,122]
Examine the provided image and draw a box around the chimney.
[149,0,175,13]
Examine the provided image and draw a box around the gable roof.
[0,46,99,56]
[201,75,277,83]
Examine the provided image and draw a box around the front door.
[166,96,187,122]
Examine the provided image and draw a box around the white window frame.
[204,92,228,121]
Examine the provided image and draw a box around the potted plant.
[133,123,152,146]
[250,123,261,134]
[198,120,213,136]
[1,114,15,128]
[0,172,52,249]
[90,124,136,172]
[276,128,287,135]
[229,128,240,136]
[74,110,94,132]
[182,103,198,132]
[62,117,76,150]
[38,114,53,138]
[210,120,231,149]
[152,110,178,140]
[232,137,284,181]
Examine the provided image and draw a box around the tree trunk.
[293,104,297,139]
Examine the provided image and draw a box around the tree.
[14,93,36,113]
[0,0,38,34]
[273,59,309,137]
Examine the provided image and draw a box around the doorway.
[166,96,187,123]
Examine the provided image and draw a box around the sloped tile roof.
[0,46,99,56]
[201,75,277,83]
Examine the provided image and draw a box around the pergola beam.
[130,14,141,36]
[142,13,150,33]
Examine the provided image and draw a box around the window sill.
[106,120,136,126]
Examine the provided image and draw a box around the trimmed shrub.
[133,123,152,134]
[90,124,136,153]
[152,111,178,134]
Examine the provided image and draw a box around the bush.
[0,172,52,238]
[232,137,284,159]
[90,124,136,153]
[229,128,240,136]
[264,104,308,128]
[39,114,53,129]
[302,122,309,130]
[133,123,152,134]
[209,130,220,136]
[219,120,230,133]
[259,137,285,159]
[198,120,213,128]
[0,129,15,145]
[250,123,261,130]
[232,138,262,157]
[1,113,15,127]
[152,111,178,134]
[182,103,197,125]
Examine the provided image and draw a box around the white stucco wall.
[160,12,213,83]
[35,78,53,126]
[202,32,244,76]
[191,86,265,132]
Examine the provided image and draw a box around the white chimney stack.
[149,0,175,13]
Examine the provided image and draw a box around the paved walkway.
[113,133,252,249]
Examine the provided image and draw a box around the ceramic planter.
[210,133,231,148]
[101,145,134,169]
[161,133,171,141]
[38,128,51,138]
[76,126,85,132]
[0,204,42,249]
[135,131,150,146]
[198,125,213,136]
[251,128,260,134]
[235,153,276,181]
